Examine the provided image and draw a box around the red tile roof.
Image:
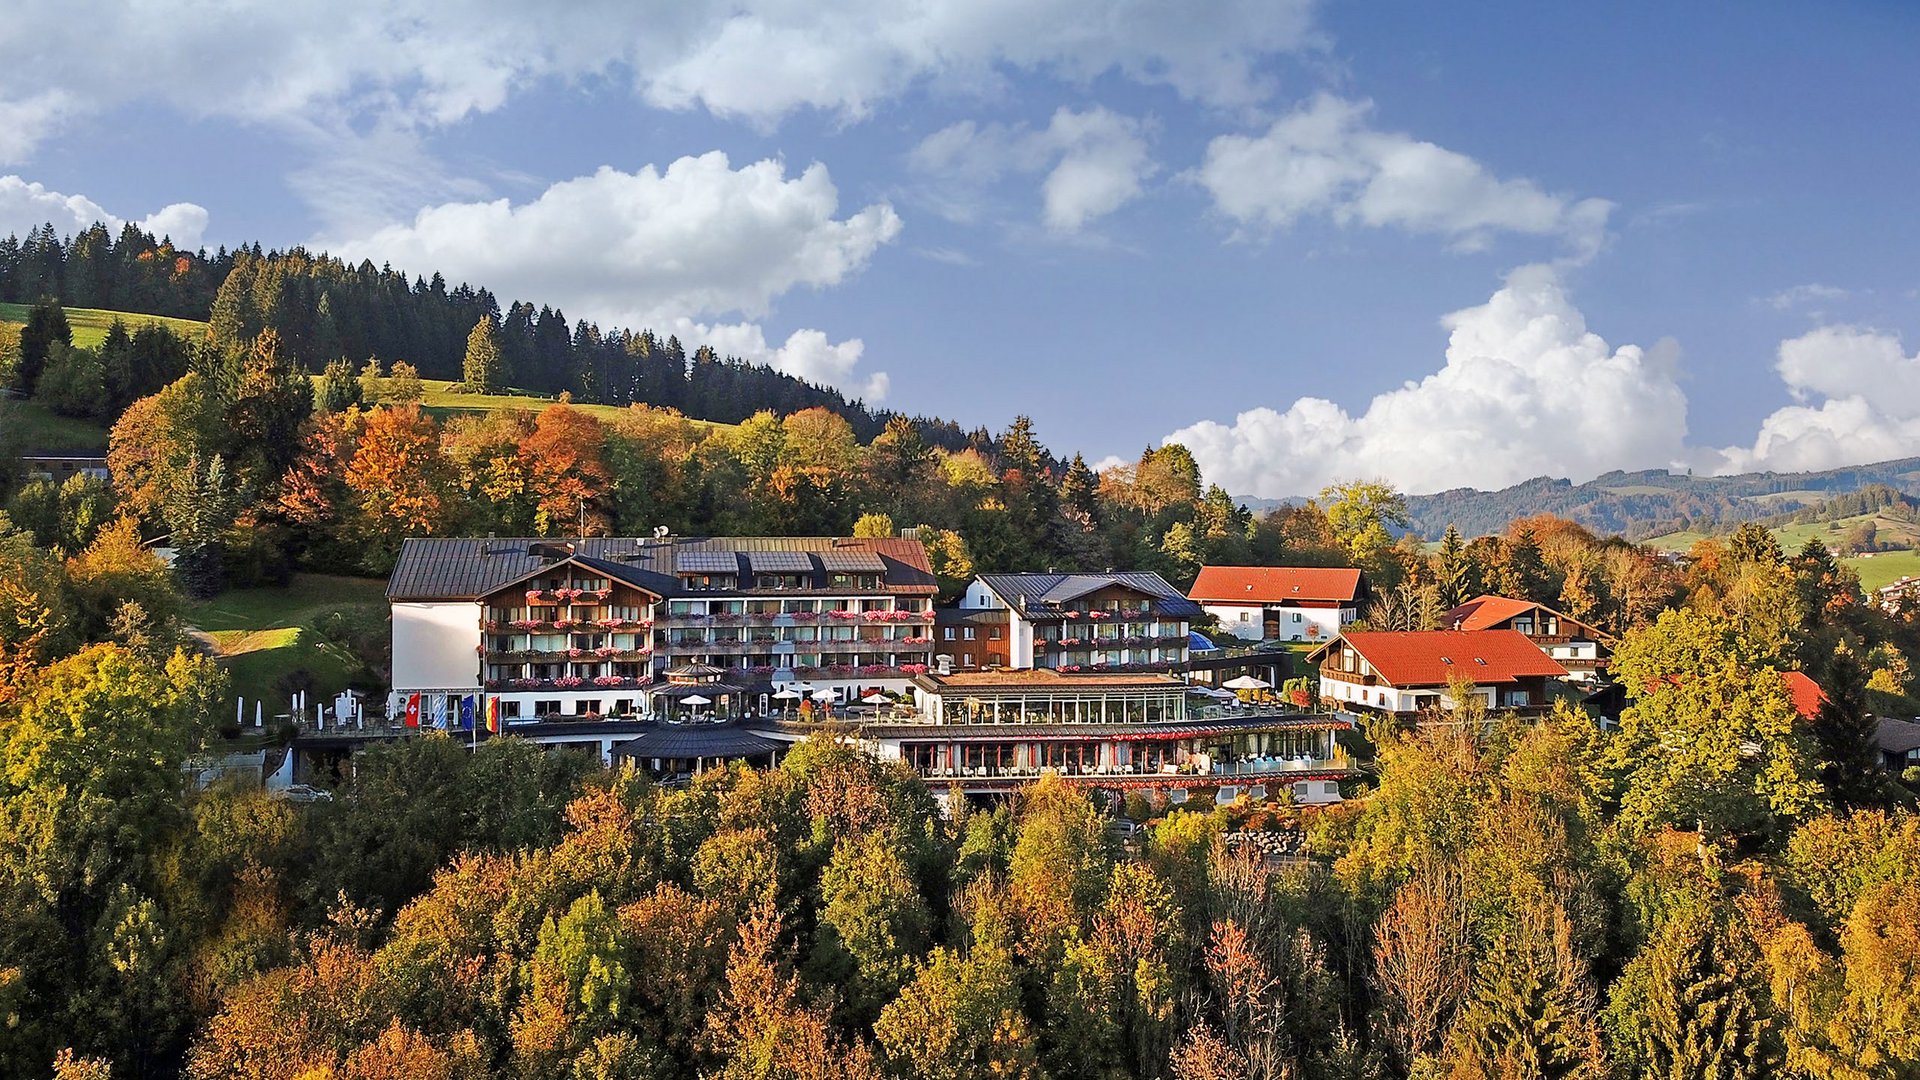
[1645,670,1826,722]
[1329,630,1569,686]
[1189,566,1364,604]
[1444,595,1542,631]
[1782,671,1826,721]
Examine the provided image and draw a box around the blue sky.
[4,0,1919,497]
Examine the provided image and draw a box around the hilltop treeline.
[0,222,965,442]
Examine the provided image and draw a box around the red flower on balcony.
[899,663,928,674]
[554,676,585,688]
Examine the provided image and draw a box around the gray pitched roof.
[976,572,1203,617]
[388,536,936,601]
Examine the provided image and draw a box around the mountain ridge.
[1237,456,1920,540]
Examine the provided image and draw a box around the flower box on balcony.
[900,636,932,646]
[826,610,860,620]
[790,612,818,622]
[713,612,743,623]
[591,675,630,687]
[554,676,585,688]
[899,663,928,674]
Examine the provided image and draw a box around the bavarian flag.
[485,696,501,734]
[404,693,422,728]
[459,695,475,731]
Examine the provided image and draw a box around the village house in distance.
[1442,594,1615,680]
[1187,565,1369,643]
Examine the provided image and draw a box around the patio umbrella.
[681,694,712,706]
[1223,675,1271,690]
[861,690,890,702]
[772,689,802,700]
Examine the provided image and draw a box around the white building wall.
[962,581,1002,609]
[1318,678,1486,713]
[1206,603,1264,641]
[1202,602,1350,643]
[392,602,481,691]
[1012,615,1036,667]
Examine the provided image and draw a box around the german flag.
[485,696,501,734]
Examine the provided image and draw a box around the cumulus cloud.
[0,174,209,249]
[328,153,900,327]
[0,0,1316,163]
[1195,94,1612,256]
[671,319,889,403]
[327,152,898,399]
[1164,264,1690,497]
[1705,327,1920,474]
[909,107,1156,233]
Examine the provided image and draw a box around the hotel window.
[501,701,522,718]
[535,699,561,716]
[963,627,976,640]
[990,627,1002,640]
[943,627,956,640]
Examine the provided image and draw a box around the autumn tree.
[521,403,613,535]
[346,405,451,569]
[462,314,507,392]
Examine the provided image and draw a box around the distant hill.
[1394,458,1920,540]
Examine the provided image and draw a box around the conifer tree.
[317,357,363,414]
[16,298,71,394]
[1436,525,1473,608]
[1608,906,1775,1080]
[1449,903,1604,1079]
[462,314,507,393]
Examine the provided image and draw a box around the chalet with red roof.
[1443,595,1615,680]
[1308,630,1569,716]
[1188,566,1370,643]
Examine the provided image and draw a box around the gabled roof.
[976,572,1203,617]
[388,536,936,601]
[1315,630,1569,686]
[1875,717,1920,755]
[1782,671,1826,721]
[1443,595,1613,641]
[1188,566,1364,605]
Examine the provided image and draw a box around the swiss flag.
[404,693,421,728]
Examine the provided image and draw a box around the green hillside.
[1,399,110,451]
[335,377,732,432]
[0,301,207,349]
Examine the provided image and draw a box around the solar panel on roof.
[675,551,739,574]
[747,551,814,572]
[819,550,887,572]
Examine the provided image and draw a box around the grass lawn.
[416,379,726,431]
[2,398,111,451]
[1643,529,1710,551]
[187,573,389,713]
[0,301,207,349]
[1846,549,1920,591]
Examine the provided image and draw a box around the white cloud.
[0,174,209,249]
[909,107,1155,232]
[0,0,1316,163]
[1705,327,1920,474]
[672,319,889,403]
[1194,93,1612,256]
[1762,283,1848,310]
[1164,264,1690,497]
[325,152,898,399]
[327,152,901,327]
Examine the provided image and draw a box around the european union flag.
[459,695,475,731]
